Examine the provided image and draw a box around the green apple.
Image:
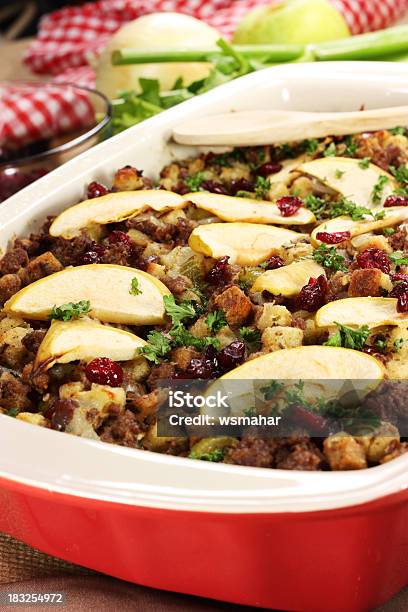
[232,0,350,46]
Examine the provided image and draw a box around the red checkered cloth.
[3,0,408,151]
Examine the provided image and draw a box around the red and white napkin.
[2,0,408,151]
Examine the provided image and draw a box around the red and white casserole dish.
[0,62,407,612]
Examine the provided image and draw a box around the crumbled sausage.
[0,248,29,275]
[21,330,47,355]
[99,409,143,447]
[214,285,252,326]
[0,372,32,410]
[0,274,21,305]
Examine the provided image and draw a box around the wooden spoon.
[172,106,408,146]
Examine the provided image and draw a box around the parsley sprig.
[390,251,408,266]
[313,244,348,272]
[206,310,227,333]
[371,175,389,204]
[49,300,91,322]
[324,323,370,351]
[254,176,271,199]
[185,171,205,192]
[129,277,142,295]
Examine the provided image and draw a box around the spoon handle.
[173,106,408,146]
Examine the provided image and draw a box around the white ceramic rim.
[0,62,408,514]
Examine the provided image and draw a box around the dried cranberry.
[256,162,283,177]
[276,196,302,217]
[397,292,408,313]
[384,195,408,208]
[391,273,408,282]
[87,181,109,199]
[205,256,230,285]
[50,399,77,431]
[181,346,220,379]
[229,178,255,195]
[357,248,390,274]
[264,255,284,270]
[390,280,408,312]
[108,230,132,247]
[85,358,124,387]
[296,275,328,312]
[81,243,106,265]
[316,231,351,244]
[201,180,229,195]
[291,405,327,435]
[218,341,246,372]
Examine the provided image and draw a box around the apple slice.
[220,345,384,380]
[203,346,384,412]
[188,223,305,265]
[49,190,185,238]
[34,319,146,372]
[251,260,324,296]
[311,206,408,246]
[185,192,315,225]
[299,157,397,208]
[316,297,407,329]
[4,264,170,324]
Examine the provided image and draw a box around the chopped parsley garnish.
[240,326,261,347]
[129,277,142,295]
[324,323,370,351]
[170,325,220,351]
[371,175,389,204]
[374,336,387,352]
[390,251,408,266]
[49,300,91,322]
[394,338,405,351]
[206,310,227,333]
[390,164,408,184]
[390,126,407,136]
[185,171,205,192]
[163,295,198,326]
[313,244,348,272]
[343,136,358,157]
[358,157,371,169]
[260,380,284,400]
[139,331,171,364]
[254,175,271,199]
[189,448,225,462]
[390,164,408,196]
[304,194,330,220]
[7,407,19,417]
[383,228,396,235]
[332,197,384,221]
[335,169,345,179]
[243,407,257,417]
[324,142,337,157]
[303,138,319,155]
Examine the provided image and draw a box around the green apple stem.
[314,25,408,60]
[112,43,305,65]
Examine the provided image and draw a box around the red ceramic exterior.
[0,476,406,611]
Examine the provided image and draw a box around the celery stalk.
[314,25,408,61]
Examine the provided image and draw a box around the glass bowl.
[0,81,111,202]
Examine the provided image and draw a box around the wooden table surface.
[0,35,407,612]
